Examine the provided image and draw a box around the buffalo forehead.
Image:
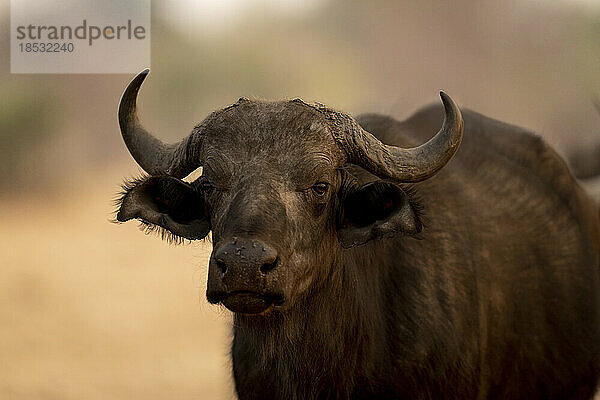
[202,100,344,180]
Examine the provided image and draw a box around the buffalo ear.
[337,181,421,248]
[116,176,210,240]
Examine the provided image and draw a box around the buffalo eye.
[312,182,329,196]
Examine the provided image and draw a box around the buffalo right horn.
[118,68,202,178]
[324,91,463,183]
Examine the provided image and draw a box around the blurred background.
[2,0,600,398]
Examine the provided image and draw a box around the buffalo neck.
[231,244,394,399]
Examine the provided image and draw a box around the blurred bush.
[1,0,600,193]
[0,82,57,189]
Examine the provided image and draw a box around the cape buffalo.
[115,69,600,399]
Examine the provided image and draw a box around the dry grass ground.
[0,171,235,400]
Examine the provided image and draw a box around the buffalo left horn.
[326,91,463,182]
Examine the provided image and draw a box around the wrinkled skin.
[117,95,600,398]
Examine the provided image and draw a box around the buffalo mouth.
[209,291,285,315]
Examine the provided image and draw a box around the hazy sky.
[164,0,322,18]
[158,0,326,34]
[4,0,598,32]
[156,0,600,36]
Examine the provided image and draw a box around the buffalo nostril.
[260,257,278,274]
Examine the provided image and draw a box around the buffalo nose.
[213,238,279,276]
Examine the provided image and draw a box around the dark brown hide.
[116,76,600,399]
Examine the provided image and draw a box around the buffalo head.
[116,69,463,315]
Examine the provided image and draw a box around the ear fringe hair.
[137,219,191,245]
[111,173,151,223]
